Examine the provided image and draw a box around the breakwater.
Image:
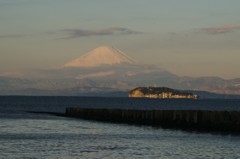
[66,108,240,132]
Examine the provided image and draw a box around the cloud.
[199,24,240,35]
[60,27,142,39]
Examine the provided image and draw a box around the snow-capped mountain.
[64,46,136,67]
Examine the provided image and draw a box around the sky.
[0,0,240,79]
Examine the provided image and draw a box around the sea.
[1,96,240,159]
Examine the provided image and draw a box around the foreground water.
[1,96,240,158]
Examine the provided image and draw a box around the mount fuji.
[55,46,170,80]
[64,46,136,67]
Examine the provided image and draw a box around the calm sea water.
[1,96,240,159]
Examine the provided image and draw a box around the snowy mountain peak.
[64,46,136,67]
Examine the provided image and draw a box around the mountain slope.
[64,46,136,67]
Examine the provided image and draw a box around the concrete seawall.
[65,108,240,132]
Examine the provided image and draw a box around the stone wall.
[65,108,240,133]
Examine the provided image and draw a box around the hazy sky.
[1,0,240,79]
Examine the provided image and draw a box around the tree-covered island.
[129,87,199,99]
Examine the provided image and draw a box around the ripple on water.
[1,117,240,159]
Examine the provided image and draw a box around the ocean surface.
[1,96,240,159]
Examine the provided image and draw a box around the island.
[128,87,199,99]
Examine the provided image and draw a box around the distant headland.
[128,87,199,99]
